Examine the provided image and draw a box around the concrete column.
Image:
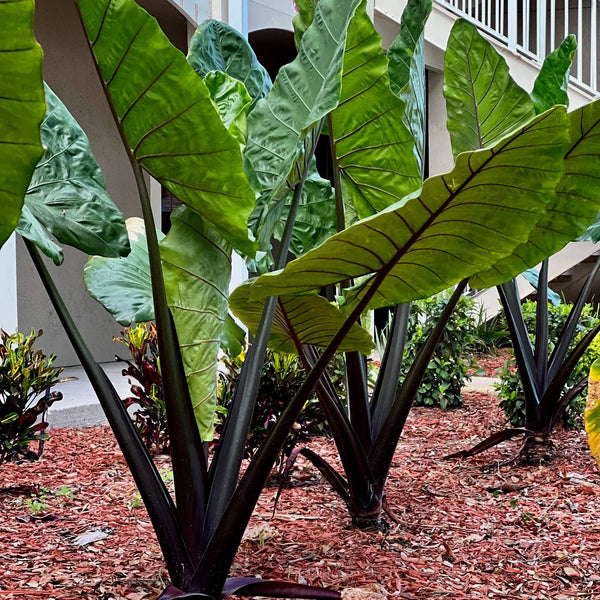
[0,234,18,333]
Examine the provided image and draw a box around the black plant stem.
[534,259,550,391]
[131,161,208,573]
[201,121,324,547]
[193,248,391,596]
[370,303,410,441]
[75,5,207,570]
[327,114,345,234]
[368,279,468,487]
[25,239,192,587]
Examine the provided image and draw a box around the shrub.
[114,323,169,455]
[216,348,329,469]
[397,291,476,409]
[497,300,600,427]
[467,303,511,355]
[0,329,63,466]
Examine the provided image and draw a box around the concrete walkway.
[46,364,499,429]
[47,362,131,429]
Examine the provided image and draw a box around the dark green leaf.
[221,314,245,359]
[530,35,577,114]
[18,85,129,263]
[84,218,161,325]
[244,0,362,201]
[292,0,319,48]
[203,71,251,148]
[387,0,432,174]
[187,19,272,109]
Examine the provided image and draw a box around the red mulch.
[469,349,514,377]
[2,392,600,599]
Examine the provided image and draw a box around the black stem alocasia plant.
[442,20,600,462]
[5,1,600,598]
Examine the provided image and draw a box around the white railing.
[436,0,599,96]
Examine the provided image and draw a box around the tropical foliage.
[443,22,600,461]
[0,329,63,466]
[4,0,600,597]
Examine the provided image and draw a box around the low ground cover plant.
[0,329,63,466]
[114,323,169,456]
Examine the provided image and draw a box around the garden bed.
[1,391,599,599]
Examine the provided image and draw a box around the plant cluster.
[497,300,600,427]
[0,329,63,466]
[467,304,512,355]
[114,323,169,456]
[216,349,329,469]
[399,291,476,409]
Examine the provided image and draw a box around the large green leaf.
[187,19,271,109]
[274,169,336,259]
[244,0,361,200]
[472,99,600,287]
[17,85,130,265]
[84,218,161,325]
[160,207,232,441]
[0,0,45,249]
[251,161,336,267]
[329,1,421,219]
[230,281,373,355]
[292,0,319,48]
[530,35,577,114]
[17,205,63,265]
[249,107,570,309]
[203,71,251,148]
[76,0,256,254]
[387,0,432,174]
[444,19,535,158]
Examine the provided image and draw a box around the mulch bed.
[468,348,513,378]
[1,391,600,599]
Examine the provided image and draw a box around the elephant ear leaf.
[250,108,569,309]
[292,0,319,47]
[0,0,45,250]
[471,99,600,288]
[203,71,252,148]
[444,18,535,156]
[244,0,362,201]
[160,207,233,442]
[84,217,161,326]
[230,281,374,355]
[586,359,600,468]
[187,19,271,109]
[76,0,256,254]
[530,35,577,114]
[17,84,130,265]
[387,0,432,175]
[329,0,421,219]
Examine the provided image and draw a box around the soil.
[468,348,513,378]
[1,391,600,599]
